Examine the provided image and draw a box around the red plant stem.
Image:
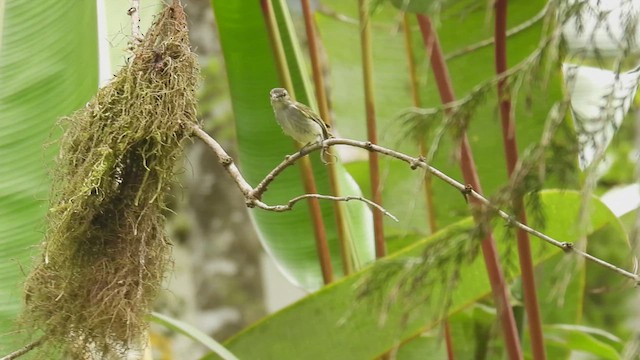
[494,1,546,358]
[299,0,354,274]
[358,0,386,258]
[402,14,454,359]
[300,0,330,120]
[416,14,523,360]
[299,156,334,284]
[260,0,333,284]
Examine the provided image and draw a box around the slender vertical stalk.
[260,0,333,284]
[358,0,386,258]
[635,109,640,265]
[416,15,523,360]
[300,0,354,274]
[402,14,455,360]
[402,14,438,236]
[494,1,546,359]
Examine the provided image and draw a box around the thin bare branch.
[191,126,254,197]
[269,194,398,222]
[191,126,397,222]
[0,337,45,360]
[128,0,142,43]
[192,126,640,284]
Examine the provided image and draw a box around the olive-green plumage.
[270,88,332,145]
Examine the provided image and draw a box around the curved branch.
[191,127,397,222]
[192,126,640,284]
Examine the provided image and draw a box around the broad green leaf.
[0,0,98,351]
[210,0,373,290]
[544,324,622,360]
[582,220,637,339]
[200,190,625,359]
[150,312,239,360]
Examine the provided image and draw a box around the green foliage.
[200,191,625,360]
[0,0,98,352]
[150,312,239,360]
[2,0,638,358]
[544,324,623,360]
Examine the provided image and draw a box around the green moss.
[21,3,199,358]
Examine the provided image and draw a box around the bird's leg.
[320,143,337,165]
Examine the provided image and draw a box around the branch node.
[364,141,373,149]
[461,184,473,203]
[409,156,425,170]
[561,242,574,253]
[245,199,256,208]
[249,190,263,201]
[504,215,517,227]
[220,155,233,167]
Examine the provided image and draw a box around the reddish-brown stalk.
[358,0,386,258]
[260,0,333,284]
[494,1,546,358]
[299,0,354,274]
[415,14,523,360]
[401,13,455,360]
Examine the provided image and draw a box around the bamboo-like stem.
[299,0,354,275]
[415,15,523,360]
[494,1,546,359]
[260,0,333,284]
[402,14,439,234]
[635,108,640,276]
[358,0,386,258]
[402,14,455,360]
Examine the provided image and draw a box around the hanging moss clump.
[21,2,198,357]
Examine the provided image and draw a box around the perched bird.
[270,88,332,147]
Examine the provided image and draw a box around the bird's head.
[270,88,290,103]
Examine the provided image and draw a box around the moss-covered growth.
[21,2,198,357]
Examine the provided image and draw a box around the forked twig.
[190,126,399,221]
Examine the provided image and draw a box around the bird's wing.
[294,102,333,139]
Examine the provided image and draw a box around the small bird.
[270,88,332,147]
